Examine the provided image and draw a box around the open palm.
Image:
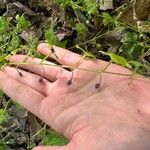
[0,43,150,150]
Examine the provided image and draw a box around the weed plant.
[0,0,150,149]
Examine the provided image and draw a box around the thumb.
[32,145,69,150]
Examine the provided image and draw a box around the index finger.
[37,43,84,67]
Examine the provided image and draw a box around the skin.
[0,43,150,150]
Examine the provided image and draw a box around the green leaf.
[84,51,96,59]
[15,15,31,32]
[27,142,36,149]
[0,17,9,34]
[109,53,130,67]
[0,91,4,97]
[101,12,117,26]
[75,23,87,37]
[0,109,9,124]
[121,32,138,43]
[42,130,68,146]
[121,43,144,59]
[83,0,98,15]
[57,0,97,18]
[0,143,7,150]
[27,36,39,54]
[45,28,67,47]
[7,35,20,52]
[57,0,71,8]
[76,45,96,59]
[0,55,8,68]
[45,28,59,45]
[120,32,144,60]
[99,51,131,68]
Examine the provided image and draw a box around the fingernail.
[37,43,52,51]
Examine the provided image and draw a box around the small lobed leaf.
[15,15,31,32]
[101,12,117,26]
[42,129,68,146]
[0,17,9,34]
[84,51,96,59]
[75,23,87,37]
[0,109,9,124]
[121,32,138,43]
[120,32,144,60]
[83,0,98,15]
[99,51,131,68]
[7,35,20,52]
[108,53,128,66]
[0,55,8,68]
[45,28,58,45]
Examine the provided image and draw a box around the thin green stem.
[30,124,47,141]
[8,61,148,80]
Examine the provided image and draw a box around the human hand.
[0,43,150,150]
